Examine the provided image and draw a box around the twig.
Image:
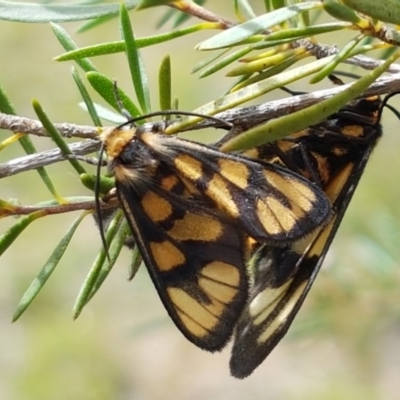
[0,140,99,178]
[0,114,99,138]
[169,1,236,29]
[2,71,400,179]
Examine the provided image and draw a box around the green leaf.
[271,0,286,9]
[262,22,351,42]
[55,23,217,62]
[12,212,88,322]
[221,51,400,152]
[158,55,172,111]
[323,0,366,25]
[120,3,151,114]
[77,14,116,34]
[79,102,126,125]
[72,67,102,127]
[235,0,257,21]
[32,99,87,176]
[198,47,253,78]
[128,245,142,281]
[343,0,400,24]
[55,41,125,62]
[168,56,335,133]
[0,132,26,152]
[80,173,115,195]
[0,198,18,216]
[85,219,131,302]
[86,71,141,118]
[197,27,343,79]
[310,34,364,84]
[136,0,175,10]
[227,47,306,77]
[191,48,231,74]
[73,210,124,318]
[231,53,308,91]
[156,7,176,28]
[0,1,139,23]
[51,23,97,72]
[197,2,322,50]
[0,82,14,114]
[0,211,45,257]
[0,85,61,198]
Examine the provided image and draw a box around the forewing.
[167,138,331,244]
[116,176,249,351]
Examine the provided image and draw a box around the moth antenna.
[114,109,233,131]
[113,80,134,122]
[63,154,106,166]
[379,91,400,122]
[95,141,111,261]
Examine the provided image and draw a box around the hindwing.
[230,96,384,378]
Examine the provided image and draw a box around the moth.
[98,112,331,352]
[230,94,396,378]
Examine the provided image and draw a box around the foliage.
[0,1,400,398]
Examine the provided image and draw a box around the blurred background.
[1,2,399,399]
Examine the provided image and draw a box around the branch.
[170,1,235,29]
[1,71,400,179]
[194,72,400,131]
[300,41,400,73]
[1,198,96,217]
[0,140,99,178]
[0,114,98,138]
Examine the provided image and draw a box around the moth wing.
[117,180,249,351]
[230,144,376,378]
[230,228,329,378]
[169,139,331,244]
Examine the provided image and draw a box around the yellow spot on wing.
[199,278,237,305]
[168,213,223,241]
[242,148,259,159]
[218,159,250,189]
[265,197,297,232]
[160,175,179,191]
[289,182,316,208]
[168,287,220,335]
[176,309,209,338]
[265,171,315,212]
[141,191,172,222]
[313,154,330,184]
[307,221,334,257]
[256,280,308,345]
[342,125,364,137]
[255,197,284,235]
[174,154,203,180]
[201,261,240,289]
[206,174,239,217]
[249,281,291,325]
[150,241,185,271]
[181,176,200,197]
[199,261,240,305]
[325,163,354,199]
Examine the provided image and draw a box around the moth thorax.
[100,126,136,159]
[117,139,158,170]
